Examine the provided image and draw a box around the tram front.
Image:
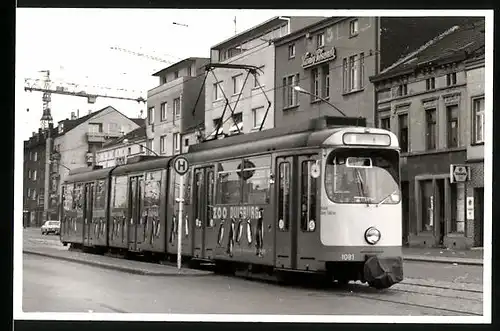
[319,127,403,289]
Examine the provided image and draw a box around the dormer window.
[349,19,359,37]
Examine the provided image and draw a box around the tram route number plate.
[341,253,356,261]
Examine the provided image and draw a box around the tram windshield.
[324,149,400,205]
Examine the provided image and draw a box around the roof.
[102,125,146,149]
[129,118,145,126]
[55,106,109,137]
[211,16,289,50]
[370,19,485,82]
[274,16,346,46]
[152,57,209,77]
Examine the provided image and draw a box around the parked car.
[41,220,60,235]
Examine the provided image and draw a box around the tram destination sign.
[301,47,337,69]
[450,164,470,183]
[173,155,190,176]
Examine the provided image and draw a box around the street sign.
[450,164,470,183]
[173,156,189,176]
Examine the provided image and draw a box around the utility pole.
[40,70,54,224]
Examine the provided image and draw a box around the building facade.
[146,57,210,156]
[370,19,485,249]
[23,126,57,226]
[96,125,147,168]
[464,52,485,248]
[273,16,483,129]
[51,106,141,214]
[204,16,326,139]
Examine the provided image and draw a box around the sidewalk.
[23,246,213,277]
[403,246,483,266]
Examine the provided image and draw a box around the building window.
[161,76,167,85]
[28,169,32,179]
[420,180,434,232]
[185,138,189,147]
[426,77,435,90]
[396,84,408,97]
[322,64,330,98]
[160,102,168,121]
[380,117,390,131]
[174,71,179,79]
[88,123,103,133]
[33,170,37,181]
[447,105,459,148]
[160,135,167,154]
[343,54,364,93]
[311,68,320,101]
[425,108,437,150]
[147,107,154,125]
[282,74,299,108]
[232,74,242,94]
[316,33,325,48]
[252,106,265,129]
[33,152,38,161]
[446,72,457,86]
[173,98,181,118]
[187,66,192,77]
[288,44,295,58]
[173,133,180,153]
[213,81,222,101]
[349,19,359,36]
[472,96,485,144]
[398,113,408,153]
[128,147,131,155]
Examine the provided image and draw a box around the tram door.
[274,156,296,269]
[83,182,94,247]
[128,176,144,252]
[192,166,215,259]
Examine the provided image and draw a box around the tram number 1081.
[340,253,355,261]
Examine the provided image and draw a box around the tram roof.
[111,156,172,176]
[64,166,114,184]
[186,116,369,164]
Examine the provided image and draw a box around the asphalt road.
[22,252,482,316]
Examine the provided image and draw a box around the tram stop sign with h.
[174,156,190,176]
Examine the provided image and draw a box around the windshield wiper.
[354,169,369,207]
[376,190,398,207]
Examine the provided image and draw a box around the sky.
[15,8,343,141]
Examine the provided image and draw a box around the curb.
[403,255,483,266]
[23,250,213,277]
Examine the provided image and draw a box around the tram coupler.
[363,255,403,289]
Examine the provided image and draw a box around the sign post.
[173,155,189,270]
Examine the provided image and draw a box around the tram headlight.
[364,227,381,245]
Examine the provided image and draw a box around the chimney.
[88,109,92,115]
[71,112,76,120]
[77,109,80,118]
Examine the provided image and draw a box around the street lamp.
[123,138,159,157]
[293,85,347,117]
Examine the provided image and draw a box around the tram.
[60,116,404,289]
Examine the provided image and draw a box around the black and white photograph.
[13,8,492,324]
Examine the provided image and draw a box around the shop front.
[406,149,474,249]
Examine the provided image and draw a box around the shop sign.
[450,164,471,183]
[301,47,336,68]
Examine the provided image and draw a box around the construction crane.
[24,74,147,105]
[109,46,179,64]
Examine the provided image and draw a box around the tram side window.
[93,180,106,209]
[217,160,242,205]
[278,162,291,231]
[207,169,215,227]
[300,160,317,232]
[74,183,83,211]
[144,171,162,214]
[112,176,128,209]
[63,184,74,212]
[242,156,271,205]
